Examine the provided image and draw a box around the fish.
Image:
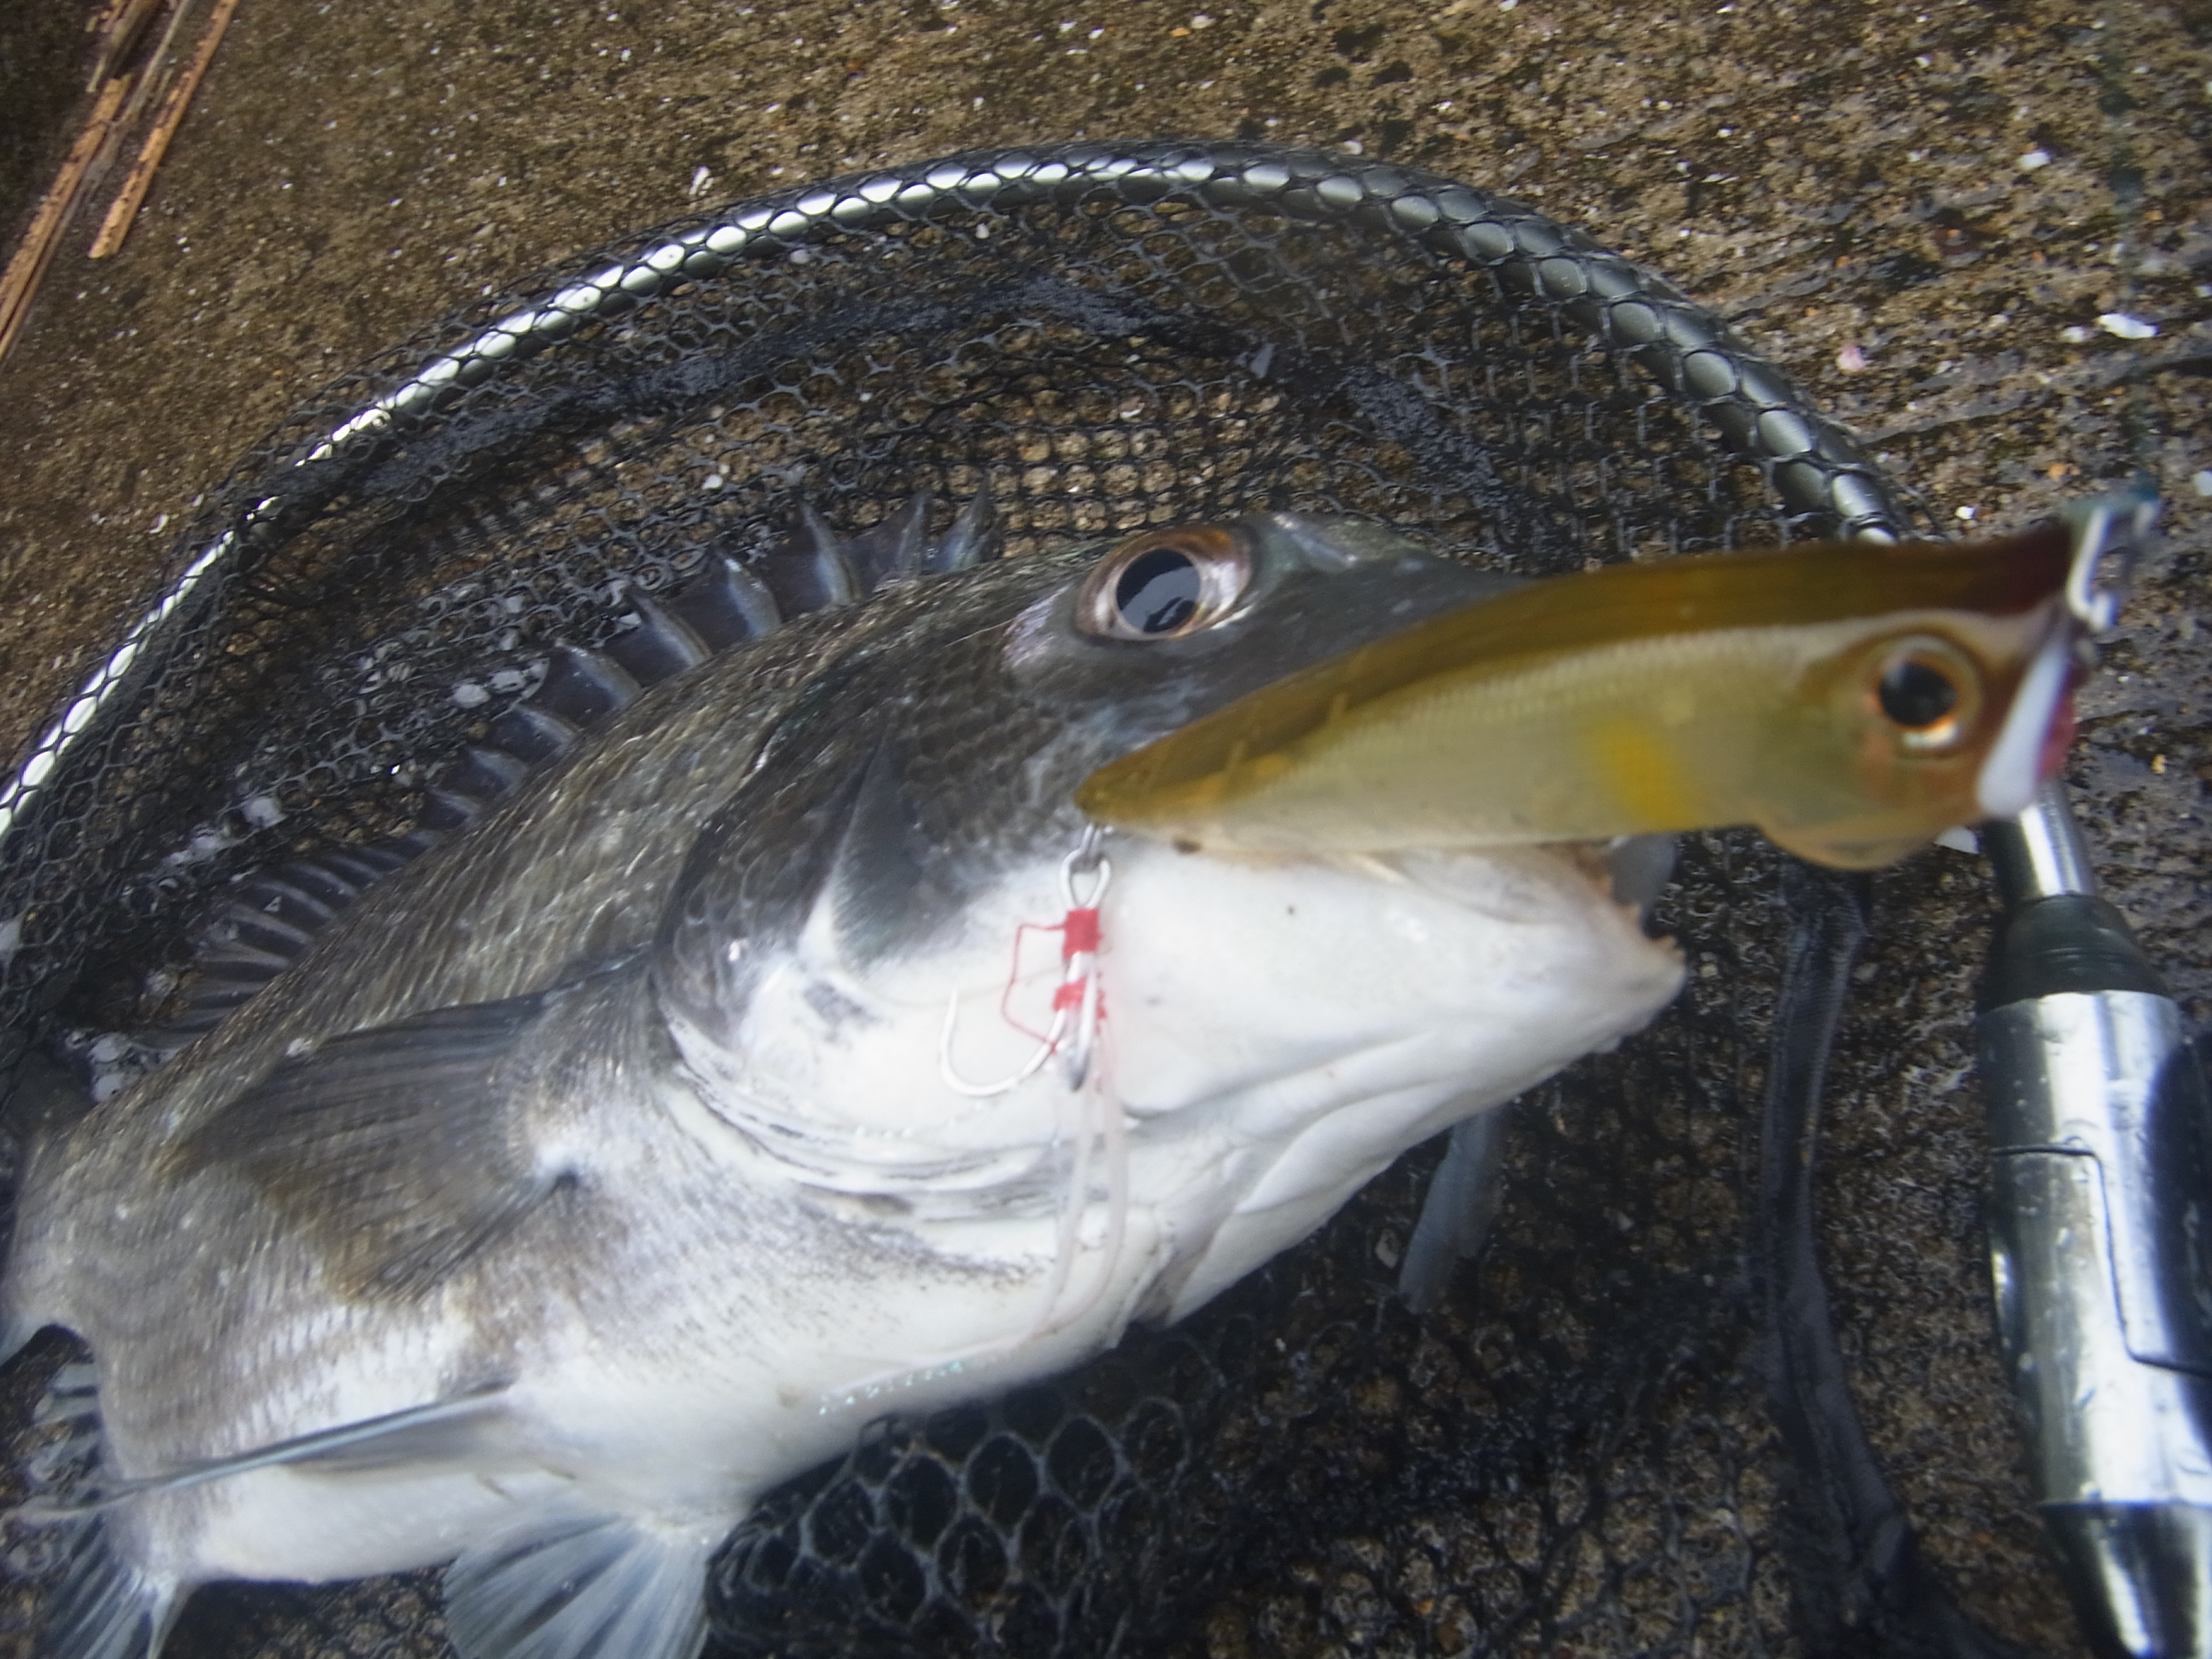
[1077,521,2086,870]
[0,503,2091,1659]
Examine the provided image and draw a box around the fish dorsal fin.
[152,491,999,1050]
[925,484,1000,574]
[444,1512,711,1659]
[840,490,933,590]
[663,555,781,649]
[763,501,862,616]
[168,990,576,1299]
[531,645,645,728]
[162,846,415,1037]
[603,593,709,684]
[487,699,581,763]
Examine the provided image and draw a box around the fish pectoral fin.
[169,991,581,1301]
[1397,1108,1512,1313]
[24,1511,179,1659]
[445,1512,712,1659]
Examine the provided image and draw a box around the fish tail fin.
[25,1513,178,1659]
[444,1512,709,1659]
[7,1356,178,1659]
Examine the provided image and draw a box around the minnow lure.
[1078,518,2104,869]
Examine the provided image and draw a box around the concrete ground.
[0,0,2205,1654]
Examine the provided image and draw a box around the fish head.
[657,509,1574,1004]
[651,512,1683,1330]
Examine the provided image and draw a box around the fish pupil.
[1878,656,1958,729]
[1114,547,1202,634]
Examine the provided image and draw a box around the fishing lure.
[1078,519,2106,870]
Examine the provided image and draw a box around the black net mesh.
[0,141,1997,1659]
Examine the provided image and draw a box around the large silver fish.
[0,501,2086,1659]
[0,509,1676,1659]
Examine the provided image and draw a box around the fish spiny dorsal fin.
[761,501,860,617]
[603,594,709,685]
[487,701,581,764]
[532,645,644,728]
[145,491,997,1054]
[841,491,934,591]
[926,484,1001,574]
[663,557,781,649]
[417,743,536,834]
[448,747,534,802]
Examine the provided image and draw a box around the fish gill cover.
[0,142,2039,1657]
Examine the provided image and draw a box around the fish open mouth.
[1591,833,1678,913]
[1375,834,1680,928]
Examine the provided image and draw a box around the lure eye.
[1879,657,1957,728]
[1867,635,1982,752]
[1079,525,1252,642]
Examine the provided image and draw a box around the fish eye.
[1078,525,1252,642]
[1867,635,1982,752]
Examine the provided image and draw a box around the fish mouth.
[1533,833,1677,920]
[1595,833,1677,912]
[1222,833,1679,922]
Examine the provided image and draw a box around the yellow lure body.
[1076,526,2080,870]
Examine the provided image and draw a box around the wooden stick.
[85,0,170,92]
[84,0,135,46]
[108,0,203,137]
[91,0,237,260]
[0,74,131,366]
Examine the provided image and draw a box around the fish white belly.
[161,1464,565,1584]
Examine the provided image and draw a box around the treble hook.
[939,825,1111,1098]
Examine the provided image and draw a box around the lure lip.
[1972,615,2075,820]
[1976,483,2159,820]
